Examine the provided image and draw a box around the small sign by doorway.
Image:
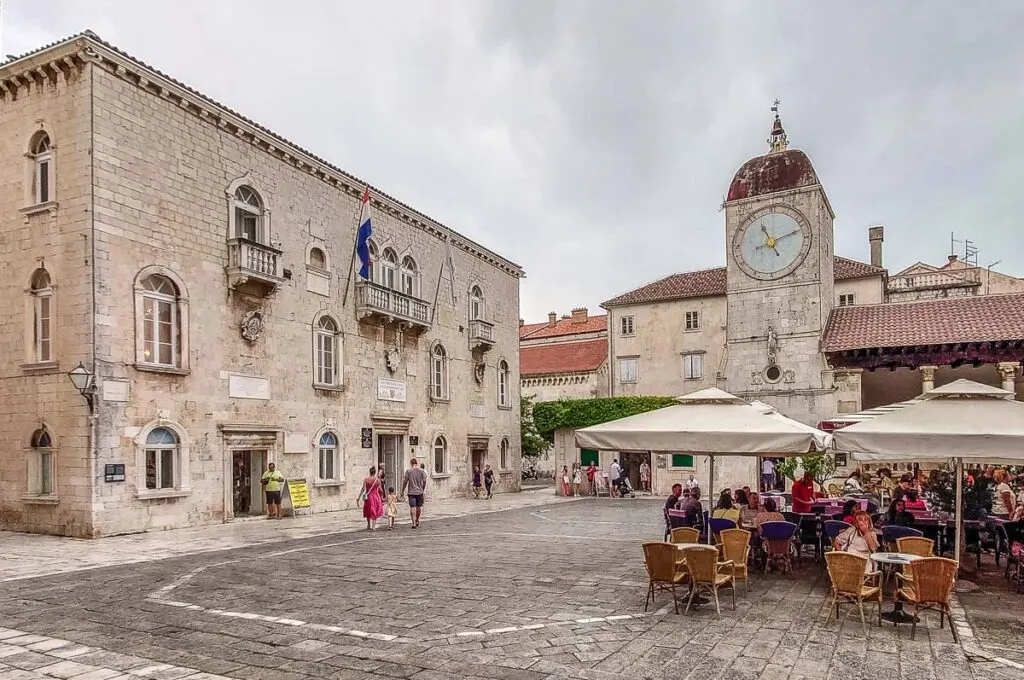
[834,453,848,467]
[409,436,419,446]
[104,463,126,483]
[361,428,373,448]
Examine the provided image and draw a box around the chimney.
[570,307,588,323]
[948,254,958,264]
[519,318,524,327]
[868,225,884,268]
[548,311,557,326]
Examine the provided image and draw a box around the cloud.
[6,0,1024,321]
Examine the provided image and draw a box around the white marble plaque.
[102,379,130,403]
[306,269,330,297]
[471,403,487,419]
[284,432,309,453]
[377,378,407,402]
[229,374,270,400]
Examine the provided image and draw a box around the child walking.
[385,486,398,530]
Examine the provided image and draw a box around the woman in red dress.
[362,466,384,530]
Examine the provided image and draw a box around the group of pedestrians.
[558,459,654,497]
[471,465,496,499]
[360,458,430,530]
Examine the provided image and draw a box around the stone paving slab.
[1,497,1020,679]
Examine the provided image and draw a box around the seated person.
[741,491,761,527]
[841,499,859,526]
[844,470,863,492]
[678,488,703,528]
[834,510,879,568]
[755,497,785,528]
[734,487,750,508]
[712,492,742,526]
[886,499,916,527]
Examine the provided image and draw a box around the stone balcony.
[468,318,495,352]
[226,238,284,296]
[355,280,432,332]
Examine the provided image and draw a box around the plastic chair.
[641,542,689,614]
[823,520,852,546]
[882,525,923,551]
[824,552,882,633]
[895,557,959,641]
[709,517,737,542]
[681,545,735,616]
[782,511,801,524]
[759,521,798,575]
[719,528,751,594]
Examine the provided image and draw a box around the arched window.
[314,316,341,387]
[29,131,53,204]
[400,255,419,298]
[309,246,326,270]
[141,275,180,367]
[470,285,485,321]
[30,427,55,496]
[380,248,398,290]
[500,437,510,471]
[29,269,53,363]
[433,435,448,475]
[367,241,378,283]
[317,431,340,481]
[233,186,264,242]
[498,359,510,408]
[144,427,179,490]
[431,344,449,401]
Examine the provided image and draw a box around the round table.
[871,552,922,624]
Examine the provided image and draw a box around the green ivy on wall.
[532,396,678,443]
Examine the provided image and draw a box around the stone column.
[997,362,1019,399]
[919,365,937,394]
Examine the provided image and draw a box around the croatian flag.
[356,188,373,280]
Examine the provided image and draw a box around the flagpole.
[430,234,448,325]
[341,186,369,308]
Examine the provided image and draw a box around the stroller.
[618,475,637,498]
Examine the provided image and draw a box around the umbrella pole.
[954,458,963,567]
[707,455,715,545]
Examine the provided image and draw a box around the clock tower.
[723,109,837,424]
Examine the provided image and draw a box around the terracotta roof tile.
[519,322,547,339]
[520,315,607,340]
[822,293,1024,352]
[603,257,884,307]
[521,339,608,377]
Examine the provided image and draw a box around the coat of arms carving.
[474,362,487,384]
[385,347,402,374]
[240,310,265,344]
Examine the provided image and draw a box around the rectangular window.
[683,353,703,380]
[685,311,700,331]
[35,295,51,362]
[36,159,50,204]
[500,443,509,470]
[145,449,175,490]
[143,297,177,366]
[839,294,854,307]
[620,315,634,336]
[580,449,599,467]
[318,447,336,480]
[671,454,694,468]
[238,210,260,241]
[618,357,638,383]
[316,334,336,385]
[39,450,53,495]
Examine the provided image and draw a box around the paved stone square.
[1,497,1023,680]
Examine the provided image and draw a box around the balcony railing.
[887,268,981,293]
[226,238,284,295]
[355,280,432,330]
[468,318,495,351]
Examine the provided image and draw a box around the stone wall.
[521,366,608,402]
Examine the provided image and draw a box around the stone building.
[0,32,523,537]
[887,255,1024,303]
[589,110,1024,495]
[520,308,608,402]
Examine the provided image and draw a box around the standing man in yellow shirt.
[261,462,285,520]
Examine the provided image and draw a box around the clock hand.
[775,229,800,241]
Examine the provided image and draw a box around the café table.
[871,552,922,624]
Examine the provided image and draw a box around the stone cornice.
[0,33,524,279]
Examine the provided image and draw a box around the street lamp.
[67,362,96,412]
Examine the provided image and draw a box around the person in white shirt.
[993,469,1013,516]
[844,470,863,492]
[685,475,700,491]
[609,460,622,496]
[761,459,775,492]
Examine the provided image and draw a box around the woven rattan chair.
[642,542,689,615]
[895,557,959,641]
[824,551,883,633]
[827,483,843,498]
[682,545,736,616]
[719,528,751,595]
[895,536,934,557]
[670,527,701,545]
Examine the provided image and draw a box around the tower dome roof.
[726,108,819,202]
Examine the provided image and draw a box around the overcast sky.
[5,1,1023,322]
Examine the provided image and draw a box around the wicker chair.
[681,545,736,616]
[827,483,843,498]
[719,528,751,594]
[642,542,689,615]
[823,551,883,633]
[895,557,959,641]
[895,536,935,557]
[670,527,701,545]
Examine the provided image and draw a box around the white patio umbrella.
[575,388,829,542]
[831,379,1024,561]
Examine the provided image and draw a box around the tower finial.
[767,99,788,153]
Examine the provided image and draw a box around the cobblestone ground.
[1,498,1022,680]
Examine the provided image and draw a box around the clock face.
[733,210,811,280]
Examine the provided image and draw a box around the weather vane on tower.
[767,98,788,153]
